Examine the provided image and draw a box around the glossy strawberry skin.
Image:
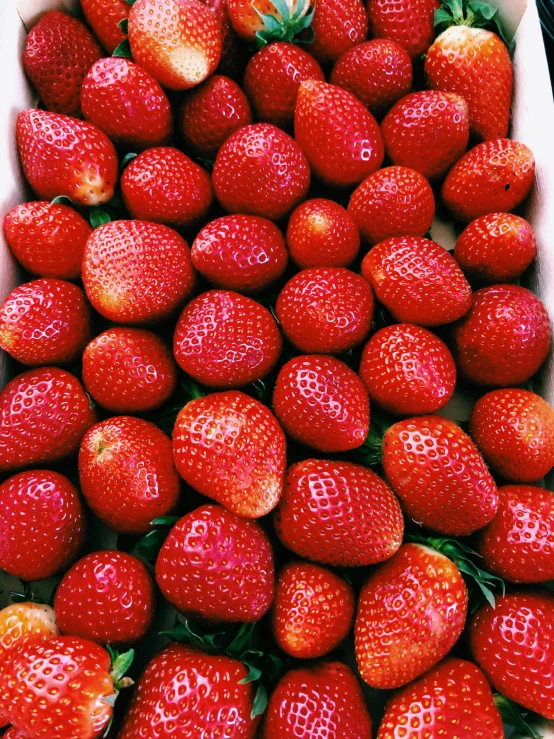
[356,544,467,690]
[81,0,130,53]
[368,0,439,59]
[383,415,498,536]
[274,459,404,567]
[173,391,286,518]
[78,416,181,535]
[273,356,370,453]
[308,0,368,65]
[156,504,274,622]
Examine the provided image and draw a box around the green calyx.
[136,516,181,561]
[494,694,544,739]
[253,0,315,48]
[107,645,135,691]
[435,0,514,51]
[347,410,394,468]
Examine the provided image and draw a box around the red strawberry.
[82,220,196,325]
[191,215,288,293]
[156,504,274,622]
[226,0,314,42]
[355,544,467,689]
[81,58,173,150]
[4,727,31,738]
[80,0,130,53]
[2,201,91,280]
[213,123,310,220]
[23,11,101,115]
[16,110,118,206]
[54,551,155,647]
[452,285,552,386]
[199,0,245,79]
[359,323,456,415]
[173,290,282,387]
[361,236,472,326]
[272,561,355,659]
[382,416,498,536]
[442,139,536,222]
[368,0,439,59]
[273,355,370,452]
[295,80,384,188]
[121,148,213,230]
[0,367,96,474]
[0,470,85,581]
[348,166,435,246]
[274,459,404,566]
[128,0,222,90]
[308,0,368,65]
[78,416,181,535]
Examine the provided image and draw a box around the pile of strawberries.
[0,0,553,736]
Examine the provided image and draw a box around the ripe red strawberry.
[191,215,288,293]
[82,220,196,325]
[359,323,456,415]
[273,356,370,452]
[377,658,504,739]
[23,11,101,116]
[121,147,213,230]
[442,139,536,222]
[244,42,324,129]
[308,0,368,65]
[295,80,384,188]
[274,459,404,566]
[355,544,467,689]
[272,561,355,659]
[226,0,314,42]
[173,391,286,518]
[0,470,85,581]
[368,0,439,59]
[452,285,552,386]
[16,110,118,206]
[156,504,274,622]
[454,212,537,284]
[81,58,173,150]
[128,0,222,90]
[3,201,91,280]
[80,0,130,53]
[199,0,244,79]
[174,290,282,387]
[54,551,155,647]
[361,236,472,326]
[383,416,498,536]
[79,416,181,535]
[213,123,310,220]
[0,367,96,474]
[348,166,435,246]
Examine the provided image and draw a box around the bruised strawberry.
[226,0,314,42]
[368,0,439,59]
[80,0,130,53]
[308,0,368,65]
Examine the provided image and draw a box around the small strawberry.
[308,0,368,65]
[382,415,498,536]
[368,0,439,59]
[80,0,130,53]
[79,416,181,535]
[272,561,355,659]
[226,0,314,42]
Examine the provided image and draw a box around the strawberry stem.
[107,645,135,691]
[494,694,544,738]
[253,0,315,48]
[135,516,181,561]
[435,0,514,51]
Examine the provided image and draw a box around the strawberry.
[442,138,536,222]
[22,11,101,116]
[0,367,96,474]
[173,290,282,387]
[454,212,537,284]
[348,166,435,246]
[361,236,472,326]
[355,543,468,689]
[128,0,222,90]
[212,123,310,220]
[81,58,173,150]
[368,0,439,59]
[174,391,285,517]
[273,355,370,452]
[286,198,360,269]
[272,561,355,659]
[3,727,29,738]
[274,459,404,566]
[377,658,504,739]
[120,147,213,230]
[78,416,181,535]
[156,504,274,622]
[452,285,552,386]
[16,110,118,206]
[82,220,196,325]
[381,91,470,179]
[243,42,324,129]
[54,551,155,647]
[80,0,130,53]
[2,201,91,280]
[191,215,288,293]
[0,470,85,581]
[359,323,456,415]
[226,0,314,43]
[294,80,384,188]
[199,0,245,79]
[382,415,498,536]
[308,0,368,65]
[275,268,374,354]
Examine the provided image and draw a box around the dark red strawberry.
[308,0,368,65]
[368,0,439,59]
[80,0,130,53]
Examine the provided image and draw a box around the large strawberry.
[80,0,130,53]
[368,0,439,59]
[226,0,314,42]
[308,0,368,65]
